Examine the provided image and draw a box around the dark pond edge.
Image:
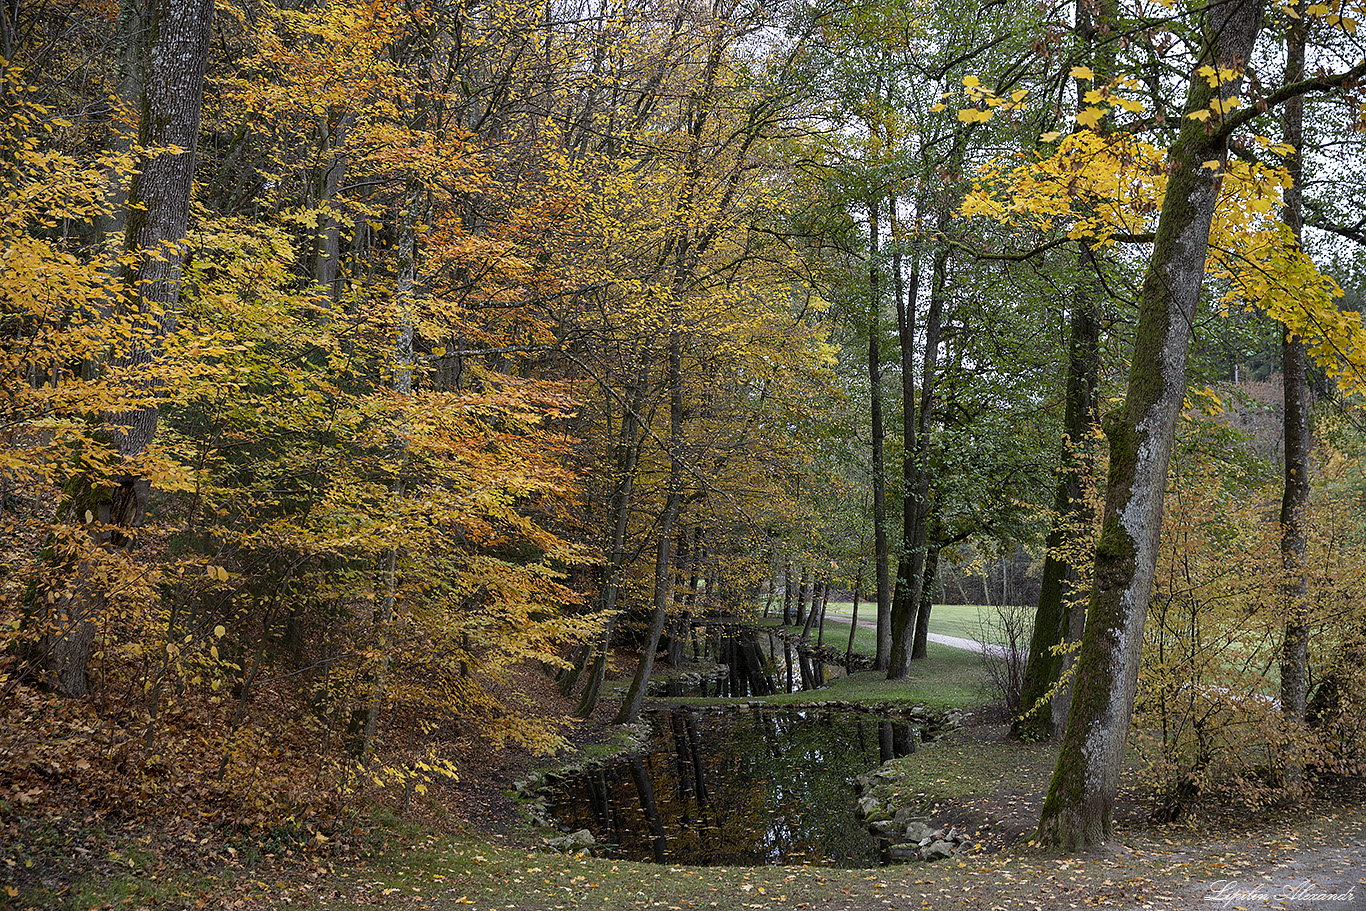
[513,702,970,857]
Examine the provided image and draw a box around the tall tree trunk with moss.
[1279,0,1310,792]
[1016,251,1101,739]
[1015,0,1112,740]
[1037,0,1264,849]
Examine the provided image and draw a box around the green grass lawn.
[752,616,993,710]
[787,600,1024,646]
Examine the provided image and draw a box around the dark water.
[544,708,918,867]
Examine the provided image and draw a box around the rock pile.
[853,709,974,862]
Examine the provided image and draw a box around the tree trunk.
[890,222,948,675]
[360,176,424,760]
[576,370,647,715]
[1015,0,1112,743]
[109,0,215,497]
[869,196,892,670]
[1038,0,1265,848]
[614,328,686,724]
[48,0,214,697]
[1279,0,1310,792]
[1016,255,1101,739]
[910,522,944,660]
[816,577,829,648]
[847,560,864,667]
[782,559,794,624]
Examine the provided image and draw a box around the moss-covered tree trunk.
[1037,0,1264,849]
[1014,0,1110,739]
[1015,252,1100,740]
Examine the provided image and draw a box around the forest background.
[3,0,1366,865]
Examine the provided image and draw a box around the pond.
[543,708,919,867]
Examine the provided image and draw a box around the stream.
[542,707,919,867]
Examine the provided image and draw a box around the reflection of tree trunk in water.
[671,713,694,797]
[879,720,895,764]
[685,716,708,811]
[893,722,915,756]
[590,770,614,840]
[630,757,668,863]
[856,716,870,759]
[784,641,793,692]
[742,630,771,696]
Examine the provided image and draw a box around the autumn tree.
[43,0,215,697]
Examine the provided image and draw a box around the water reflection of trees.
[549,710,918,866]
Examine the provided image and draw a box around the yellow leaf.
[1076,107,1106,128]
[1040,131,1062,142]
[962,75,981,88]
[1202,160,1222,170]
[214,625,226,638]
[957,107,994,123]
[1069,66,1096,80]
